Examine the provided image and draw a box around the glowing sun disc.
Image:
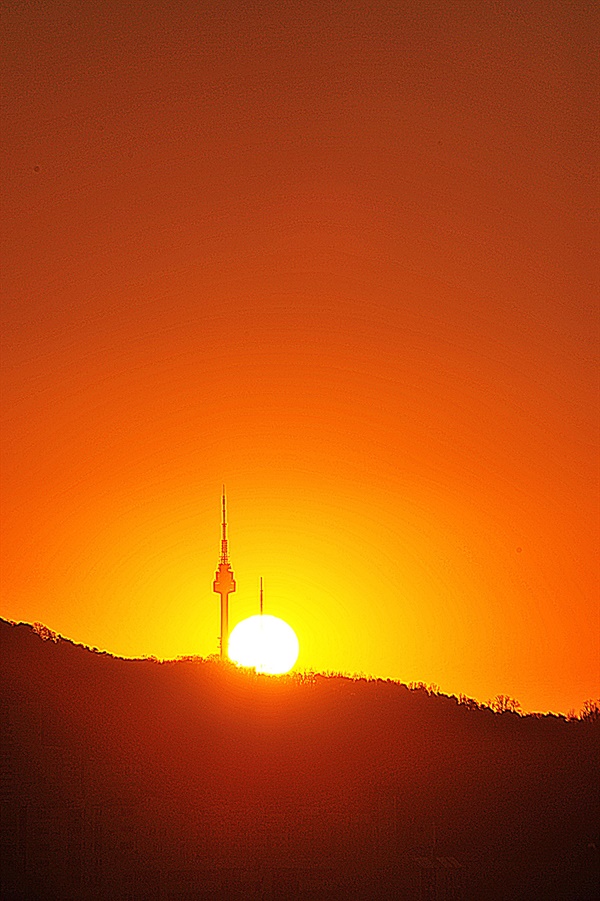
[228,614,299,674]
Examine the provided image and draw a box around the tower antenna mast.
[260,577,264,615]
[220,487,229,564]
[213,486,236,658]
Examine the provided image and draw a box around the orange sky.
[2,1,598,714]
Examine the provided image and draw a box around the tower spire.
[213,487,236,658]
[260,577,264,615]
[220,485,229,564]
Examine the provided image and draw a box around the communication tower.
[213,487,236,658]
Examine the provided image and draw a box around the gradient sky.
[2,1,598,714]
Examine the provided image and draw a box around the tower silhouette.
[213,487,236,658]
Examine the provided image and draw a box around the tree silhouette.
[580,698,600,722]
[489,693,521,713]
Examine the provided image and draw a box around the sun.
[228,614,299,674]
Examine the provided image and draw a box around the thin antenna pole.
[260,577,264,615]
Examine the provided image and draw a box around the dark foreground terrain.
[1,618,598,900]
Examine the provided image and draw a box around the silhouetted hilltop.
[1,618,598,900]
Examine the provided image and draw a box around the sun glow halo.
[228,614,299,674]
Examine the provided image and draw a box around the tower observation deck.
[213,488,236,658]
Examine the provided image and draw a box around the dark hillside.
[1,619,598,900]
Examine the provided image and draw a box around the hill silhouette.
[1,618,598,900]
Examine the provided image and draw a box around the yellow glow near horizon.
[228,614,299,674]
